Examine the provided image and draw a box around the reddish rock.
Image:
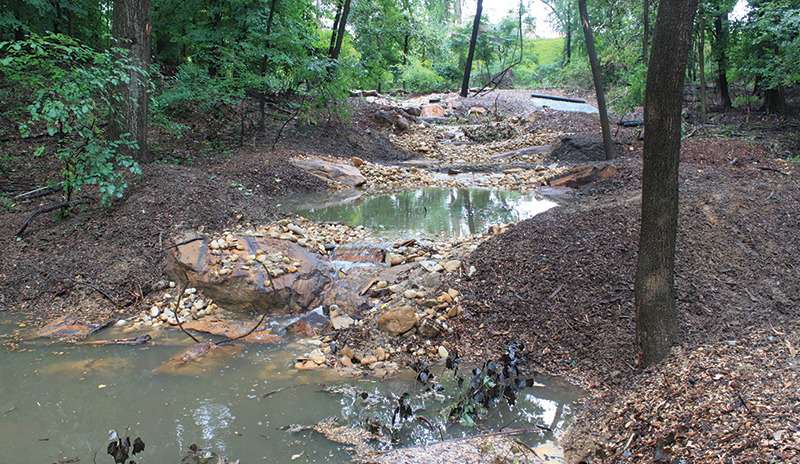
[183,318,283,343]
[290,157,366,187]
[37,315,98,339]
[166,236,333,314]
[420,104,445,118]
[548,164,617,188]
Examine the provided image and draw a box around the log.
[530,93,587,103]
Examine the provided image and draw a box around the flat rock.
[290,157,367,187]
[548,164,617,188]
[183,318,283,343]
[166,236,333,314]
[37,315,100,339]
[420,104,445,118]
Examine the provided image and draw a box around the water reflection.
[285,188,557,239]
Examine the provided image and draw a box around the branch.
[49,267,119,307]
[17,198,84,236]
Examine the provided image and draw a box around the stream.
[1,187,582,464]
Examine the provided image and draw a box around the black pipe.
[530,93,587,104]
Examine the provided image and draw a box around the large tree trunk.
[699,10,706,121]
[460,0,483,97]
[642,0,649,66]
[578,0,614,160]
[635,0,698,366]
[111,0,152,163]
[258,0,279,132]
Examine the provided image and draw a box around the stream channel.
[0,188,583,464]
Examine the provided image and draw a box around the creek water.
[0,315,583,464]
[278,188,558,240]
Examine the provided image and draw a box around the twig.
[173,283,202,343]
[754,166,788,175]
[14,182,64,201]
[162,235,208,252]
[262,384,315,398]
[513,438,541,460]
[215,314,267,345]
[80,335,152,346]
[49,267,118,307]
[271,97,305,151]
[51,458,80,464]
[17,198,84,236]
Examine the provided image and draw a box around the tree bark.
[635,0,698,366]
[111,0,152,163]
[642,0,649,66]
[460,0,483,97]
[258,0,279,132]
[578,0,614,160]
[330,0,351,61]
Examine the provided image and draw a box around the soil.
[1,89,799,463]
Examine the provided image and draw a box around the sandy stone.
[438,346,449,359]
[377,306,418,335]
[341,355,353,367]
[376,347,387,361]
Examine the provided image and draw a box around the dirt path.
[1,89,798,463]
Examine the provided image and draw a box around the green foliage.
[399,59,448,93]
[0,34,142,207]
[733,0,800,91]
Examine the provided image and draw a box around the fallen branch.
[162,235,208,252]
[80,335,152,346]
[17,198,84,236]
[14,182,64,201]
[49,267,119,307]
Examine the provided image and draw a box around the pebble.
[149,306,160,318]
[376,346,387,361]
[341,356,353,367]
[438,346,449,359]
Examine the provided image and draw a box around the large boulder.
[166,236,334,314]
[377,305,418,335]
[291,157,367,187]
[548,164,617,188]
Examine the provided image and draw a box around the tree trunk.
[578,0,614,160]
[764,86,785,114]
[455,0,463,24]
[635,0,698,366]
[460,0,483,97]
[564,16,572,64]
[329,2,342,57]
[714,12,731,109]
[699,11,706,121]
[111,0,152,163]
[331,0,351,61]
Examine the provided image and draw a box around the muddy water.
[279,188,557,239]
[0,316,582,464]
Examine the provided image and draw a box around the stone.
[448,288,459,299]
[290,157,367,188]
[341,356,353,367]
[444,260,461,273]
[403,290,419,299]
[182,319,283,344]
[390,255,405,266]
[377,306,418,335]
[420,260,444,273]
[331,314,355,330]
[351,157,364,167]
[341,345,354,359]
[468,106,489,115]
[417,319,442,339]
[438,346,449,359]
[166,235,333,314]
[420,104,445,118]
[361,356,377,365]
[438,292,453,304]
[149,306,160,318]
[376,346,387,361]
[307,349,327,365]
[37,315,97,339]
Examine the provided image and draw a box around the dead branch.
[17,198,84,236]
[14,182,64,201]
[48,267,119,307]
[162,235,208,252]
[80,334,152,346]
[374,427,545,455]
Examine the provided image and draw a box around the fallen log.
[531,93,587,104]
[81,334,152,346]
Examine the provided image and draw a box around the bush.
[1,34,142,207]
[400,59,449,93]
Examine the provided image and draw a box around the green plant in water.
[1,34,142,210]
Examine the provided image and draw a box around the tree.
[635,0,698,366]
[459,0,482,97]
[578,0,614,160]
[111,0,152,163]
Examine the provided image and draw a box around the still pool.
[0,316,582,463]
[278,188,558,239]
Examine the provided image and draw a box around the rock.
[420,261,444,273]
[372,110,412,132]
[183,319,283,343]
[341,356,353,367]
[149,306,160,318]
[438,292,453,304]
[403,289,420,299]
[420,104,445,118]
[376,346,387,361]
[295,360,319,370]
[287,224,306,236]
[548,164,617,188]
[331,314,355,330]
[444,260,461,273]
[37,315,98,339]
[448,288,459,298]
[290,157,367,188]
[417,319,442,339]
[285,307,329,336]
[307,349,327,365]
[156,342,244,376]
[166,236,333,314]
[390,255,405,266]
[342,345,354,359]
[361,356,378,365]
[468,106,489,115]
[351,157,364,167]
[438,346,449,359]
[377,306,418,335]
